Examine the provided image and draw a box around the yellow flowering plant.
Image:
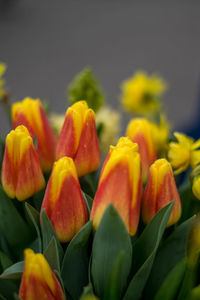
[0,65,200,300]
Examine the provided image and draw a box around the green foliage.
[61,221,92,299]
[67,68,105,111]
[123,201,174,300]
[91,204,132,298]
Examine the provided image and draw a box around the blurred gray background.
[0,0,200,135]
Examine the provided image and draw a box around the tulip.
[90,137,142,236]
[12,97,57,172]
[1,125,45,201]
[56,101,100,177]
[126,118,157,181]
[192,174,200,200]
[41,156,88,242]
[142,158,181,226]
[19,249,65,300]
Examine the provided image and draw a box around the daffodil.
[151,114,170,152]
[168,132,200,174]
[121,71,167,115]
[0,62,7,99]
[96,106,121,154]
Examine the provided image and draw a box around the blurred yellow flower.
[49,112,65,135]
[168,132,200,175]
[96,106,121,154]
[151,114,170,152]
[121,71,167,115]
[0,62,7,99]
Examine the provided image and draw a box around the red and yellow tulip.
[142,158,181,226]
[12,97,57,172]
[90,137,142,236]
[19,249,65,300]
[41,156,88,242]
[126,118,157,181]
[56,101,100,177]
[1,125,45,201]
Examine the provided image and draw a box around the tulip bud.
[1,125,45,201]
[90,137,142,236]
[12,97,57,172]
[142,158,181,226]
[41,156,88,242]
[192,175,200,200]
[126,118,157,181]
[19,249,65,300]
[56,101,100,177]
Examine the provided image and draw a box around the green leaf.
[82,192,93,213]
[41,210,64,262]
[0,250,13,271]
[25,202,42,252]
[123,202,174,300]
[44,236,60,274]
[0,261,24,280]
[61,221,93,299]
[91,204,132,299]
[154,259,186,300]
[0,187,33,248]
[145,216,194,298]
[103,251,125,300]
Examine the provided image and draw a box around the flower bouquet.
[0,64,200,300]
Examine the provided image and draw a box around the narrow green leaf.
[154,259,186,300]
[0,250,13,271]
[25,202,42,252]
[145,216,194,298]
[61,221,92,299]
[103,251,125,300]
[123,202,174,300]
[0,187,32,248]
[91,204,132,298]
[0,261,24,280]
[44,236,60,274]
[41,210,64,262]
[82,191,93,213]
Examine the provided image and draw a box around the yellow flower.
[96,106,121,154]
[121,71,167,115]
[151,114,170,152]
[0,62,7,99]
[168,132,200,174]
[49,112,65,134]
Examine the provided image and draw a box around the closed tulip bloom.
[41,156,88,242]
[192,174,200,200]
[142,158,181,226]
[90,137,142,236]
[19,249,65,300]
[1,125,45,201]
[12,97,57,172]
[126,118,157,181]
[56,101,100,177]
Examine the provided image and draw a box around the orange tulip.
[41,156,88,242]
[56,101,100,177]
[19,249,65,300]
[126,118,157,181]
[142,158,181,226]
[90,137,142,236]
[12,97,57,172]
[1,125,45,201]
